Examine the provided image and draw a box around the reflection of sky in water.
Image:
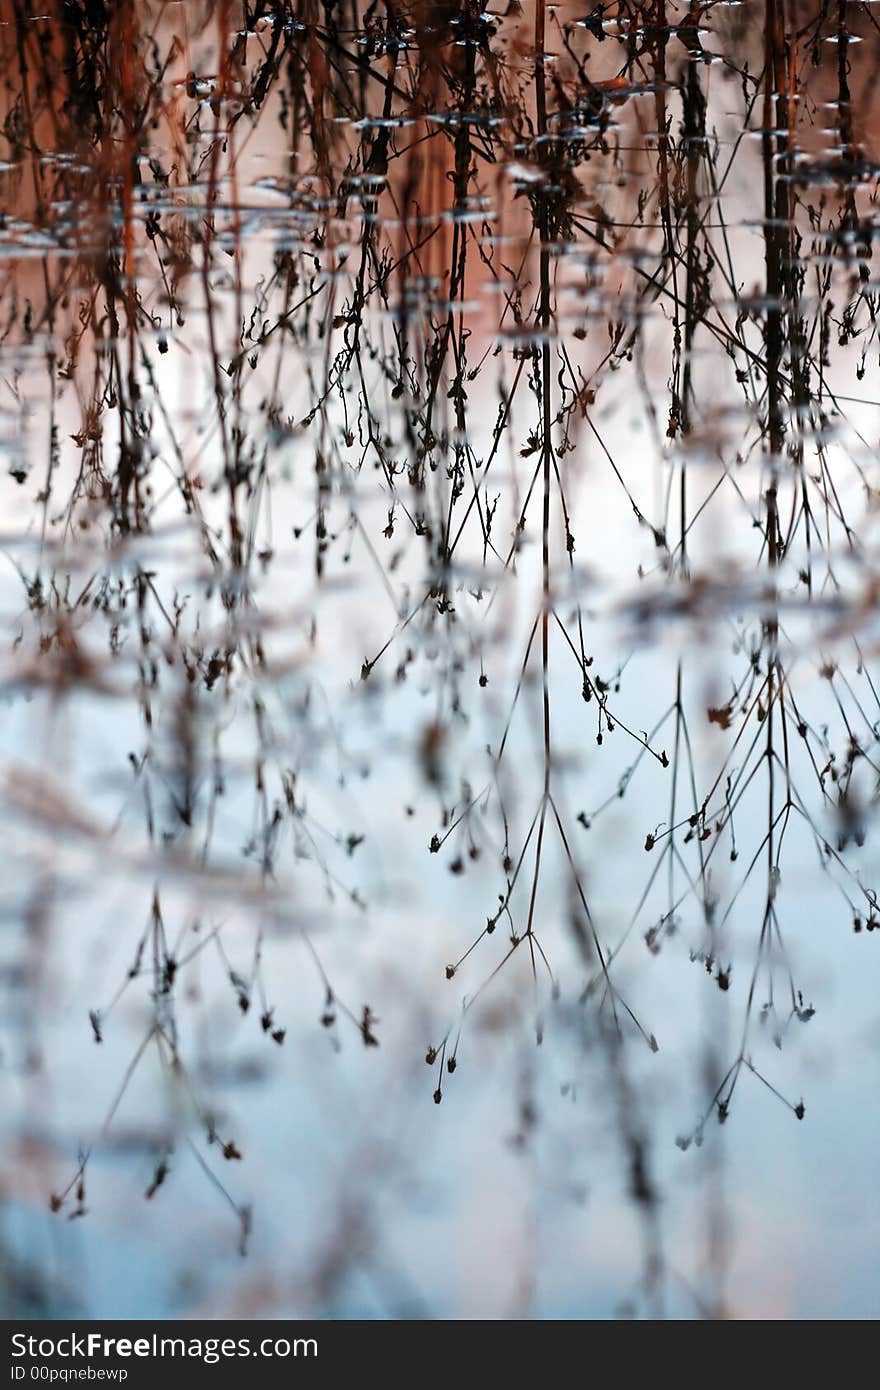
[2,381,877,1318]
[1,2,879,1320]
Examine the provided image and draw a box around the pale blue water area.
[1,0,879,1322]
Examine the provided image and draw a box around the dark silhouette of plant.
[1,0,879,1319]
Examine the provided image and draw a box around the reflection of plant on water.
[1,0,879,1317]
